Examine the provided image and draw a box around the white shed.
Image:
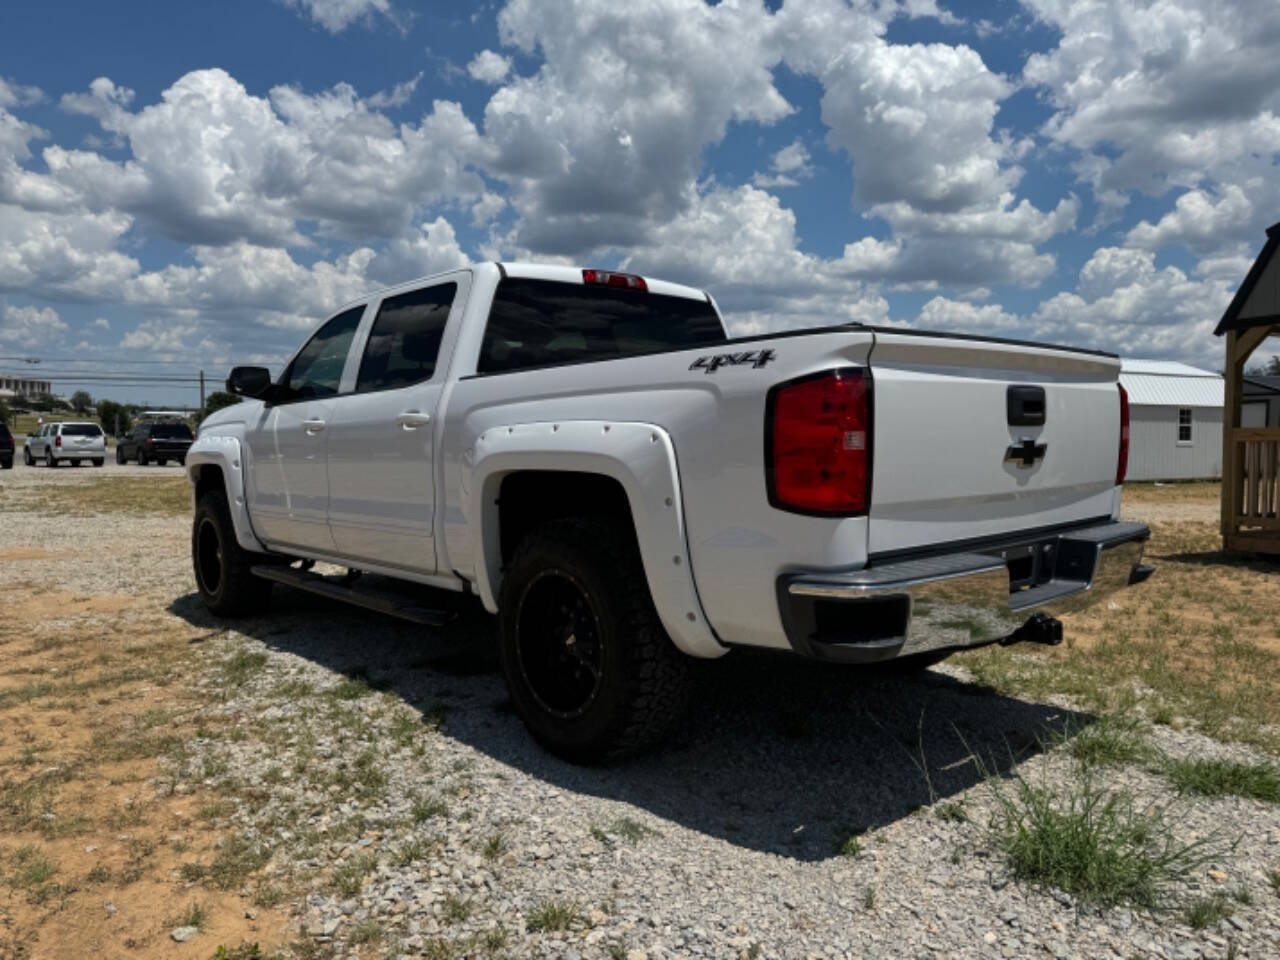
[1118,359,1223,481]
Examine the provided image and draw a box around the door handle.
[396,410,432,429]
[303,419,326,434]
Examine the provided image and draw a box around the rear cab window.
[151,423,193,439]
[61,424,102,437]
[477,278,726,375]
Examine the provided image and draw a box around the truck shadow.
[169,587,1089,863]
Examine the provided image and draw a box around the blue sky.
[1,0,1277,407]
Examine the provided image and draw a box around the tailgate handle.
[1007,385,1046,426]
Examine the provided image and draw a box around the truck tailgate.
[868,330,1121,555]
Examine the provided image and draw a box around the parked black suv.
[116,421,194,466]
[0,422,13,469]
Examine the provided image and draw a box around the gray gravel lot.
[3,464,1279,959]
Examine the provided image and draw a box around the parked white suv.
[24,422,106,467]
[188,263,1154,761]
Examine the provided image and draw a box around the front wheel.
[192,489,273,617]
[497,517,689,764]
[157,458,168,466]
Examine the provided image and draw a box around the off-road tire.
[192,488,273,617]
[497,517,690,764]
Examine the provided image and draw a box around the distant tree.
[97,399,125,436]
[69,390,93,414]
[28,392,57,412]
[1245,355,1280,377]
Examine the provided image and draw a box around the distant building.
[1118,359,1223,481]
[0,371,52,400]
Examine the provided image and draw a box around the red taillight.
[147,437,154,447]
[582,268,647,291]
[1116,383,1130,485]
[55,434,62,448]
[767,369,871,515]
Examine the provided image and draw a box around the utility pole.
[199,369,205,413]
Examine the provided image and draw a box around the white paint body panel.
[192,262,1129,658]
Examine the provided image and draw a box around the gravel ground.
[3,464,1279,959]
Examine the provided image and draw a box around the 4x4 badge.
[689,349,776,374]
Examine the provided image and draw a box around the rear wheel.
[0,457,11,470]
[24,447,33,466]
[116,446,125,465]
[92,458,104,467]
[157,458,168,466]
[497,517,689,764]
[192,488,273,617]
[45,450,56,468]
[138,449,148,466]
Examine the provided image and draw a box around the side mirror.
[226,366,274,400]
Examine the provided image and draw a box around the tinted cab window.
[280,305,365,401]
[62,424,102,437]
[151,423,193,439]
[478,278,726,374]
[356,283,456,392]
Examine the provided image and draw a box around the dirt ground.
[0,463,290,959]
[1,467,1278,959]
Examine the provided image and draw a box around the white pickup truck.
[188,263,1153,761]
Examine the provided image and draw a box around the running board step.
[250,565,453,627]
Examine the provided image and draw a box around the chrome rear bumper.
[778,521,1152,663]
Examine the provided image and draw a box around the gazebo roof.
[1215,222,1280,336]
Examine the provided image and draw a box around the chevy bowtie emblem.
[1006,438,1047,468]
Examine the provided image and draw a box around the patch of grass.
[1061,714,1152,768]
[210,944,264,960]
[1268,868,1280,895]
[347,919,384,946]
[330,853,376,898]
[526,898,580,933]
[1164,758,1280,803]
[5,846,62,904]
[389,711,421,747]
[411,794,447,823]
[179,900,208,930]
[85,865,111,884]
[391,839,427,867]
[481,831,507,860]
[862,885,877,910]
[443,893,472,923]
[1,475,190,516]
[332,749,388,800]
[479,925,507,952]
[1184,893,1234,929]
[208,835,270,891]
[327,676,373,701]
[221,649,268,686]
[990,774,1221,909]
[835,827,864,858]
[934,801,968,823]
[608,817,656,845]
[253,884,285,909]
[179,861,209,883]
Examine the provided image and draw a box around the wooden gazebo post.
[1216,223,1280,555]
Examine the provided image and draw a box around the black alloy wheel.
[514,570,607,720]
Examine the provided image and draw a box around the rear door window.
[356,283,457,393]
[477,278,726,374]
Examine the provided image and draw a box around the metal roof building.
[1118,359,1223,481]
